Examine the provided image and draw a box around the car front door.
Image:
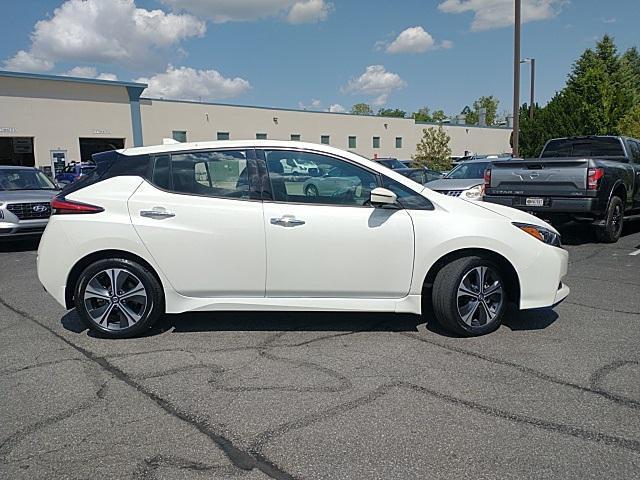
[128,149,266,298]
[260,149,415,298]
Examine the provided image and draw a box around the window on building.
[372,136,380,149]
[321,135,330,145]
[172,131,187,143]
[291,134,301,141]
[395,137,403,148]
[169,150,249,199]
[256,133,268,140]
[217,132,230,141]
[348,136,357,149]
[264,150,377,206]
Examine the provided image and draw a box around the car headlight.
[513,222,561,247]
[462,185,483,199]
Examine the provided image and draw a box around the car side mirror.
[370,187,398,207]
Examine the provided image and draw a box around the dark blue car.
[55,162,96,185]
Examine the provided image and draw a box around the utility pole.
[512,0,521,157]
[521,58,536,120]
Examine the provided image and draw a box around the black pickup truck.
[483,136,640,242]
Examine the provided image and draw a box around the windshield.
[379,159,405,169]
[0,168,57,191]
[445,162,490,179]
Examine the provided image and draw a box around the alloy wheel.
[456,266,504,328]
[83,268,148,331]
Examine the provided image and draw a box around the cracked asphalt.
[1,222,639,479]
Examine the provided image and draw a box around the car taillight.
[587,167,604,190]
[51,196,104,215]
[484,168,492,190]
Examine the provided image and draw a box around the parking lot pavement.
[1,223,639,480]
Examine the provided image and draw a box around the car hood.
[0,189,58,203]
[425,179,482,190]
[469,199,559,234]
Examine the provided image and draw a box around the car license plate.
[525,197,544,207]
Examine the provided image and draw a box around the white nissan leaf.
[37,141,569,338]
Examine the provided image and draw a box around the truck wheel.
[432,256,506,337]
[595,196,624,243]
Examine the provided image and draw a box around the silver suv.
[0,166,59,239]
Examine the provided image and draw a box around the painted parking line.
[630,249,640,256]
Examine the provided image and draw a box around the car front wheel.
[74,258,164,338]
[432,256,507,336]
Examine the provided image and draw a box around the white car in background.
[38,141,569,338]
[426,157,499,201]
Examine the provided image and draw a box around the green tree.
[377,108,407,118]
[520,35,640,157]
[618,104,640,138]
[351,103,373,115]
[466,95,500,125]
[432,109,448,123]
[412,126,452,171]
[412,107,432,122]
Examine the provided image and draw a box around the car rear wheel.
[304,184,319,197]
[74,258,164,338]
[595,196,624,243]
[432,256,506,336]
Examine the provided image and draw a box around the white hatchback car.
[37,141,569,338]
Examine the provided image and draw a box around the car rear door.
[128,149,266,298]
[259,149,414,298]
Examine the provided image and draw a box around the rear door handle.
[140,208,175,219]
[270,215,305,227]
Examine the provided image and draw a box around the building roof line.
[0,70,147,89]
[142,97,510,130]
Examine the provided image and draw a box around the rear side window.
[541,138,625,158]
[152,155,171,190]
[170,150,250,199]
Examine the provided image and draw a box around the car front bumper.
[518,245,570,310]
[0,219,49,238]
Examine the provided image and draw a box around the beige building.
[0,71,511,174]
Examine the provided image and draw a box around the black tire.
[595,196,624,243]
[304,184,319,197]
[74,258,164,338]
[432,256,507,337]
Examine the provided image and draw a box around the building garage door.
[0,137,35,166]
[79,138,125,162]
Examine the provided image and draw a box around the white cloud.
[161,0,332,24]
[438,0,565,31]
[342,65,406,106]
[63,66,119,81]
[328,103,346,113]
[387,27,435,54]
[136,66,251,101]
[287,0,332,24]
[3,0,205,73]
[298,99,323,110]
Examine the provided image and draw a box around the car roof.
[0,165,39,170]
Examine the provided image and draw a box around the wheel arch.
[609,181,627,206]
[421,248,521,305]
[65,249,165,309]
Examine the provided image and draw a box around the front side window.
[170,150,249,199]
[382,177,433,210]
[264,150,378,206]
[628,140,640,163]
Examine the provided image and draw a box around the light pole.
[521,58,536,120]
[512,0,521,157]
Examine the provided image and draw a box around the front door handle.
[270,215,305,227]
[140,208,175,219]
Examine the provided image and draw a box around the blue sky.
[1,0,638,117]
